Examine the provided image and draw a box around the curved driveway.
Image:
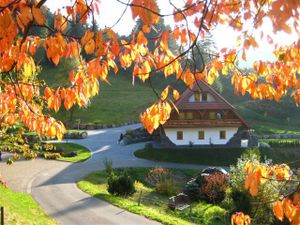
[1,124,210,225]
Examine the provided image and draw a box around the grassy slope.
[40,60,300,134]
[41,64,156,124]
[0,185,57,225]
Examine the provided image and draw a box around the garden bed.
[77,168,229,225]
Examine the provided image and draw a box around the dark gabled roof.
[172,80,249,128]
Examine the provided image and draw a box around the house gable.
[164,79,249,129]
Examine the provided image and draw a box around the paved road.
[0,124,212,225]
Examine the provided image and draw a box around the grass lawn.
[77,168,225,225]
[134,147,300,168]
[0,185,57,225]
[55,143,91,163]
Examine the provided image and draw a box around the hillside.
[40,61,300,134]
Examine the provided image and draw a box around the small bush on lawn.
[146,167,177,196]
[183,181,200,201]
[200,173,229,203]
[203,206,227,225]
[107,171,136,196]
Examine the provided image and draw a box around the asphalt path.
[0,124,213,225]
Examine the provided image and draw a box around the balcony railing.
[164,119,242,127]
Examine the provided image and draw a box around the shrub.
[183,181,200,201]
[43,152,61,160]
[203,206,227,225]
[146,167,177,196]
[103,158,113,176]
[146,167,170,186]
[107,171,135,196]
[229,151,281,225]
[42,143,56,151]
[200,173,229,203]
[231,189,252,214]
[242,147,261,161]
[23,151,37,160]
[220,188,235,213]
[156,179,177,196]
[194,173,207,187]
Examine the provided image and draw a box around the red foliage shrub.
[200,173,228,203]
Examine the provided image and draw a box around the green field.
[41,61,300,134]
[0,185,57,225]
[41,65,156,124]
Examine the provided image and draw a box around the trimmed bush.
[203,206,227,225]
[107,172,135,196]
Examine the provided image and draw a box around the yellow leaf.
[173,89,180,101]
[161,86,169,101]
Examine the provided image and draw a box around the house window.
[194,92,201,101]
[220,130,226,139]
[209,112,215,119]
[179,112,185,120]
[217,112,222,119]
[202,93,208,101]
[177,131,183,140]
[198,131,205,140]
[186,112,193,119]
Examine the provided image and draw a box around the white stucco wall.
[164,127,239,145]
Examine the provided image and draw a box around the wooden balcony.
[164,119,243,128]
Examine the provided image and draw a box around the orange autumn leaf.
[84,39,95,54]
[32,6,45,25]
[231,212,251,225]
[131,0,160,25]
[140,101,172,134]
[273,201,284,221]
[54,10,67,32]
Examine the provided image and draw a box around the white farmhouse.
[162,80,251,147]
